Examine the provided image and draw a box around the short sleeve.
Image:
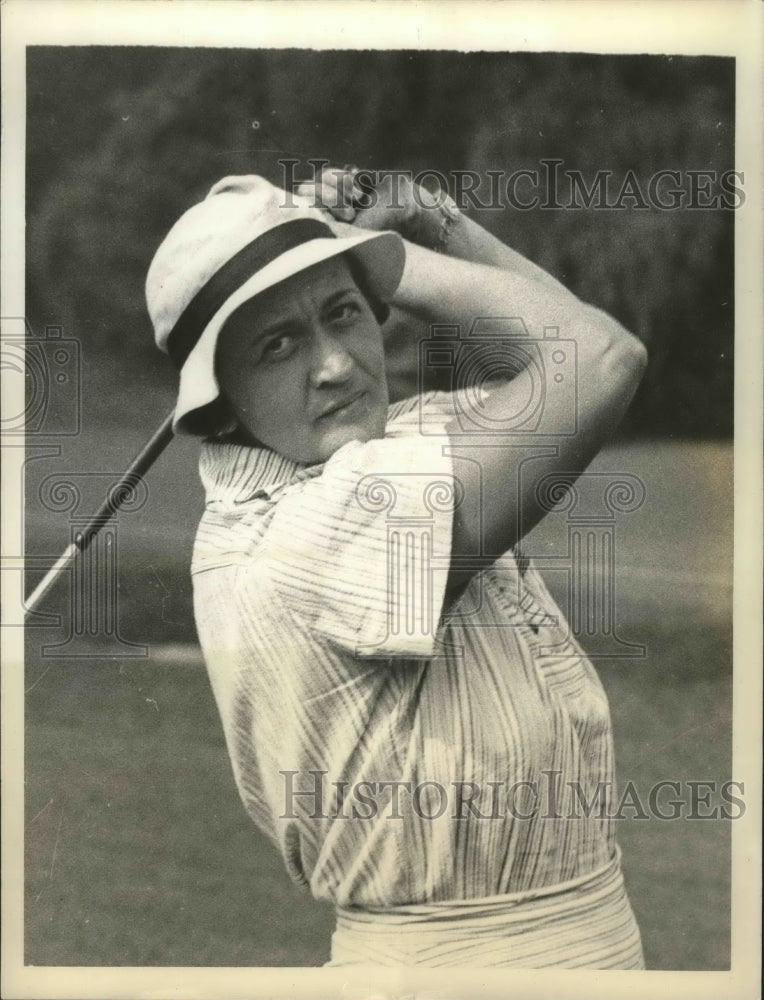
[261,431,455,659]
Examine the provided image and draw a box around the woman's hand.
[294,165,437,242]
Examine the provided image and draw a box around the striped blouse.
[191,391,622,909]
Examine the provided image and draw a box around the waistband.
[329,848,644,968]
[336,849,623,929]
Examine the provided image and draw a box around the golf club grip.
[24,411,176,618]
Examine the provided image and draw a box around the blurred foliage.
[26,48,734,436]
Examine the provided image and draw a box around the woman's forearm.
[390,238,648,573]
[392,237,615,349]
[411,194,573,297]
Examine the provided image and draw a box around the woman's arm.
[392,241,647,585]
[364,175,583,399]
[299,168,648,585]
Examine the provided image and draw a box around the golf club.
[24,410,176,619]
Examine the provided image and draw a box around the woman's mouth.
[317,390,366,421]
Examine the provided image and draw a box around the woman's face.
[215,255,389,464]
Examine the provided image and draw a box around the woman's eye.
[328,300,362,324]
[260,335,295,362]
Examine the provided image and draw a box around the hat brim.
[173,228,405,433]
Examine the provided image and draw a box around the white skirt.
[327,851,644,968]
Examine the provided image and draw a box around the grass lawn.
[22,440,733,968]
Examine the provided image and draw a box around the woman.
[146,165,648,967]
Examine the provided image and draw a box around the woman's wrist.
[402,185,461,251]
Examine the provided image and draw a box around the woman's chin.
[315,421,382,462]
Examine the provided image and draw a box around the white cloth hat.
[146,175,405,433]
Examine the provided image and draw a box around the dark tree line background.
[26,48,734,437]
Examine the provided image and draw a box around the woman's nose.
[310,329,354,386]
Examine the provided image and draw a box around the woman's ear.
[209,404,241,440]
[182,395,240,440]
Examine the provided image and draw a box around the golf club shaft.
[24,411,176,619]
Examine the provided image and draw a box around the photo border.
[2,1,761,997]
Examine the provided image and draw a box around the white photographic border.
[2,1,761,997]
